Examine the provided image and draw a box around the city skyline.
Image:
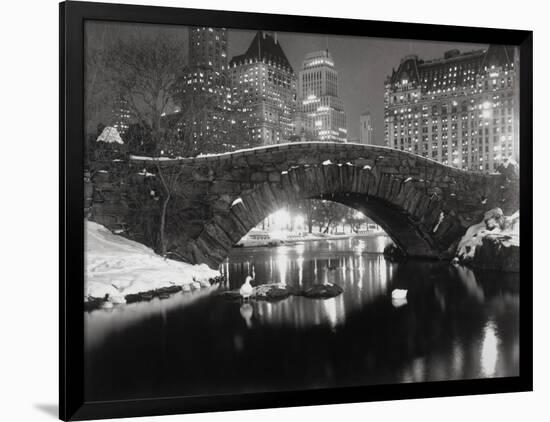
[227,29,486,143]
[85,21,487,144]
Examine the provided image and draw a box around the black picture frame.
[60,1,533,420]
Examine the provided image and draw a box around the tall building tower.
[297,50,347,142]
[188,26,228,72]
[174,27,236,154]
[230,32,297,146]
[384,46,518,172]
[111,95,131,137]
[360,110,374,144]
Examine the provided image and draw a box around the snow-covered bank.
[85,220,219,305]
[455,208,519,272]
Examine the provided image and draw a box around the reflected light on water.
[452,340,465,379]
[455,265,485,302]
[252,295,347,329]
[377,256,388,290]
[224,262,230,286]
[322,298,343,329]
[297,257,304,286]
[276,248,289,285]
[412,357,426,383]
[481,320,499,377]
[357,263,364,290]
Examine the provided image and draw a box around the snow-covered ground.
[85,220,219,304]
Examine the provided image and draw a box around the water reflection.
[392,297,408,308]
[454,265,485,302]
[221,253,394,330]
[240,303,254,328]
[481,320,499,377]
[84,286,218,351]
[84,236,519,402]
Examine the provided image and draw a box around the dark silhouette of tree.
[87,30,252,254]
[93,33,216,254]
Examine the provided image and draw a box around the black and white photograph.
[5,0,550,419]
[82,17,523,404]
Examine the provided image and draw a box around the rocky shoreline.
[455,208,519,272]
[85,275,226,311]
[383,207,520,273]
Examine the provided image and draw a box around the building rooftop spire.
[230,31,293,71]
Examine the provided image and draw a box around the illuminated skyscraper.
[174,27,237,154]
[188,26,228,72]
[297,50,347,142]
[360,110,374,145]
[384,46,518,172]
[111,95,131,137]
[230,32,297,146]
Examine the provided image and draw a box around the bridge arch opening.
[233,199,388,248]
[187,162,463,268]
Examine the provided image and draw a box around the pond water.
[84,235,519,402]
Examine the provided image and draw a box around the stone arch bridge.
[89,142,519,268]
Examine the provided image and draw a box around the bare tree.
[90,30,252,254]
[93,32,201,255]
[101,32,185,146]
[295,200,315,233]
[345,208,367,233]
[314,200,348,233]
[154,161,186,255]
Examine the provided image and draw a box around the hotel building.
[229,32,297,146]
[384,45,518,172]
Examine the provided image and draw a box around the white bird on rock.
[240,276,254,300]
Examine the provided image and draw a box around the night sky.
[86,21,486,144]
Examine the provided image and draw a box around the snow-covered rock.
[455,208,519,272]
[96,126,124,144]
[85,220,219,304]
